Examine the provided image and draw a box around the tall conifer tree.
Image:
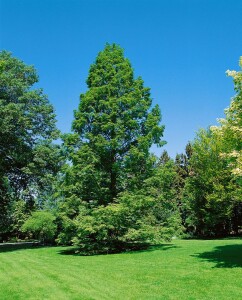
[64,44,165,206]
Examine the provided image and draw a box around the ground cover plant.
[1,239,242,300]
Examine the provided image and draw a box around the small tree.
[22,211,57,244]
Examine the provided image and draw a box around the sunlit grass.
[0,239,242,299]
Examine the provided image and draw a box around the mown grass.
[0,239,242,299]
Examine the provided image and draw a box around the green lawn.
[0,239,242,299]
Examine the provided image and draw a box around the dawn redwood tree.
[0,51,60,239]
[57,45,185,251]
[64,44,165,206]
[68,158,182,254]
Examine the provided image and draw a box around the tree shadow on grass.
[58,243,178,256]
[0,242,44,253]
[194,244,242,268]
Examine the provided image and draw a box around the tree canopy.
[0,51,61,240]
[0,47,241,250]
[63,44,165,205]
[57,44,183,252]
[183,57,242,236]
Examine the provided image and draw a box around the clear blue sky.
[0,0,241,157]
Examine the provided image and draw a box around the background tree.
[184,128,240,236]
[174,142,192,226]
[209,57,242,234]
[183,58,241,237]
[0,51,61,240]
[22,211,57,244]
[158,150,170,166]
[211,57,242,178]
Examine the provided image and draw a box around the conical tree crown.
[68,44,164,204]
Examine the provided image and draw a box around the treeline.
[0,45,241,253]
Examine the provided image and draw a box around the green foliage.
[173,143,192,226]
[3,48,240,248]
[56,213,77,245]
[63,43,165,206]
[71,195,181,254]
[183,58,242,237]
[65,159,182,254]
[218,58,242,177]
[58,44,180,252]
[158,150,171,165]
[22,211,57,243]
[184,129,240,236]
[0,51,62,238]
[11,200,29,239]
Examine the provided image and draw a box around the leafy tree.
[158,150,170,165]
[22,211,57,244]
[68,159,182,254]
[143,159,183,239]
[11,200,29,239]
[211,57,242,178]
[183,58,241,237]
[59,44,172,250]
[184,129,239,236]
[63,44,165,206]
[0,51,61,239]
[174,142,192,226]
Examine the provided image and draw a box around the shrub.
[22,211,57,244]
[72,191,182,254]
